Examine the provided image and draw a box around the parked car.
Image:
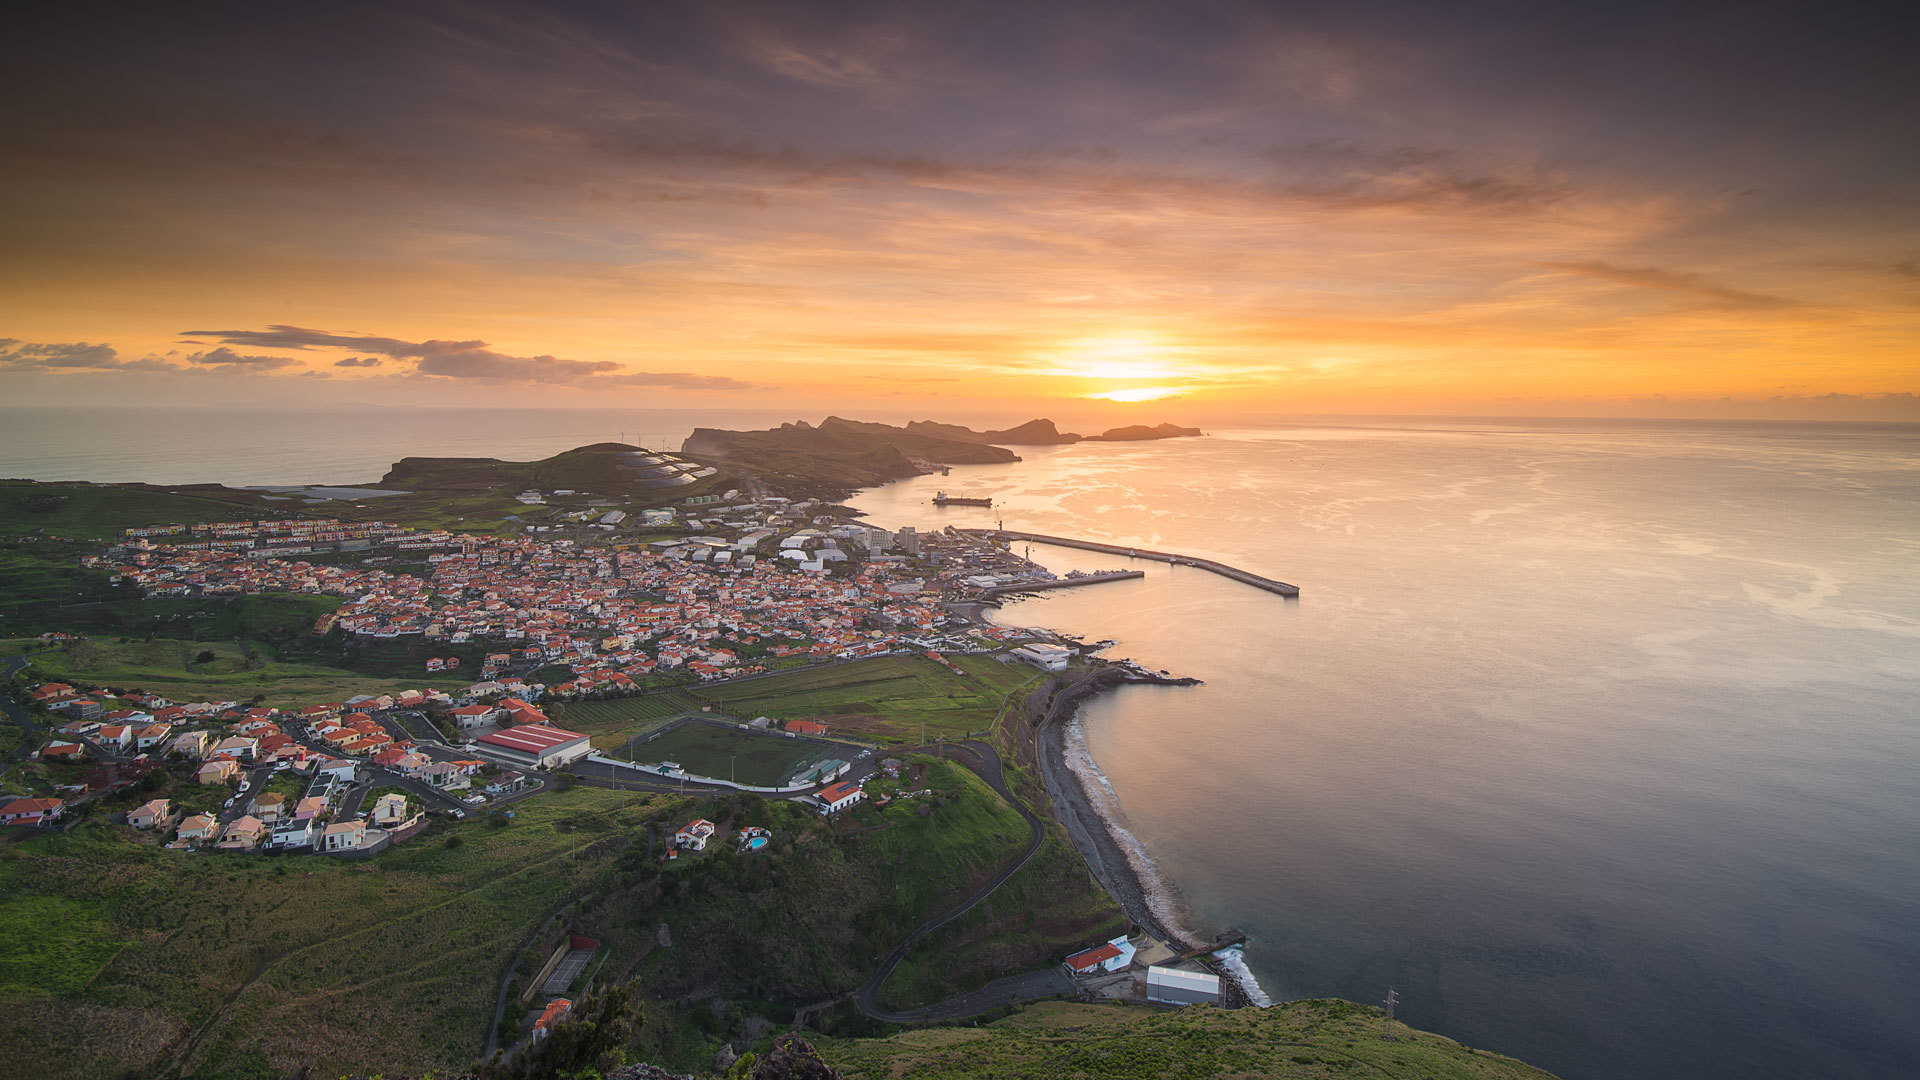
[462,795,485,806]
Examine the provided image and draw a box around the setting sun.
[1086,387,1186,402]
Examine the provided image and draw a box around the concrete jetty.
[971,530,1300,597]
[978,569,1144,602]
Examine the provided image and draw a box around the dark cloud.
[182,324,751,388]
[184,347,300,369]
[597,137,1571,216]
[333,356,383,367]
[1895,260,1920,280]
[1539,261,1804,310]
[0,338,176,370]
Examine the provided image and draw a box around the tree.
[487,979,643,1080]
[194,650,216,665]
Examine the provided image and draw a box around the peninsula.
[0,435,1544,1080]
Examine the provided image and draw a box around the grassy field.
[0,785,665,1080]
[818,999,1561,1080]
[631,719,840,786]
[0,481,267,541]
[689,655,1042,744]
[7,636,470,708]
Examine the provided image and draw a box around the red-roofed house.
[0,797,65,826]
[532,998,572,1041]
[786,719,829,736]
[814,779,864,815]
[1065,936,1137,975]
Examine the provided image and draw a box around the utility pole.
[1383,987,1399,1040]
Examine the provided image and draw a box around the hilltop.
[679,417,1204,497]
[820,998,1559,1080]
[901,418,1205,444]
[1086,421,1203,441]
[379,442,728,501]
[680,418,1017,497]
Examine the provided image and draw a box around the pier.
[970,530,1300,597]
[977,569,1144,602]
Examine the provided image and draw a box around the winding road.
[853,738,1061,1022]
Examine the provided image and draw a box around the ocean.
[846,420,1920,1080]
[6,409,1918,1079]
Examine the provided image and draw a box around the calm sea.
[848,421,1920,1080]
[5,409,1917,1079]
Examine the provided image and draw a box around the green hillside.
[819,999,1560,1080]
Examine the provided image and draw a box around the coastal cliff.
[682,418,1017,497]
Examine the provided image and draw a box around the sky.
[2,0,1916,420]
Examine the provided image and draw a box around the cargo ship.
[932,490,993,507]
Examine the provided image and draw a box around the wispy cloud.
[180,325,753,388]
[1539,261,1805,310]
[185,347,299,369]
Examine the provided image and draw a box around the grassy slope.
[820,999,1562,1080]
[0,758,1122,1079]
[611,758,1118,1011]
[12,636,469,707]
[0,786,661,1080]
[0,481,267,541]
[687,655,1039,744]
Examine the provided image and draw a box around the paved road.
[852,739,1052,1023]
[218,765,277,824]
[334,777,374,819]
[1,656,43,766]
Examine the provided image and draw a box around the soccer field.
[632,719,840,786]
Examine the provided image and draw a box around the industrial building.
[1146,965,1222,1006]
[477,723,593,768]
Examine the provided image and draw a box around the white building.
[1146,965,1221,1006]
[814,780,865,815]
[674,818,717,851]
[1011,642,1074,671]
[1065,935,1137,975]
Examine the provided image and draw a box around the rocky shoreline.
[1033,665,1209,953]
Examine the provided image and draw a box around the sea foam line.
[1211,945,1273,1007]
[1061,710,1273,1007]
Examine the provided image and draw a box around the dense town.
[3,491,1090,859]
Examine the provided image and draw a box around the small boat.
[932,490,993,507]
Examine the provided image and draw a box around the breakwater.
[978,569,1144,601]
[970,529,1300,597]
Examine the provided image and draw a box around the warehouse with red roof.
[476,722,591,768]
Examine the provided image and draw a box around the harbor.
[976,569,1145,602]
[968,529,1300,597]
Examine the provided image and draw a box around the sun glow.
[1085,386,1185,402]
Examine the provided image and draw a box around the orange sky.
[2,4,1915,420]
